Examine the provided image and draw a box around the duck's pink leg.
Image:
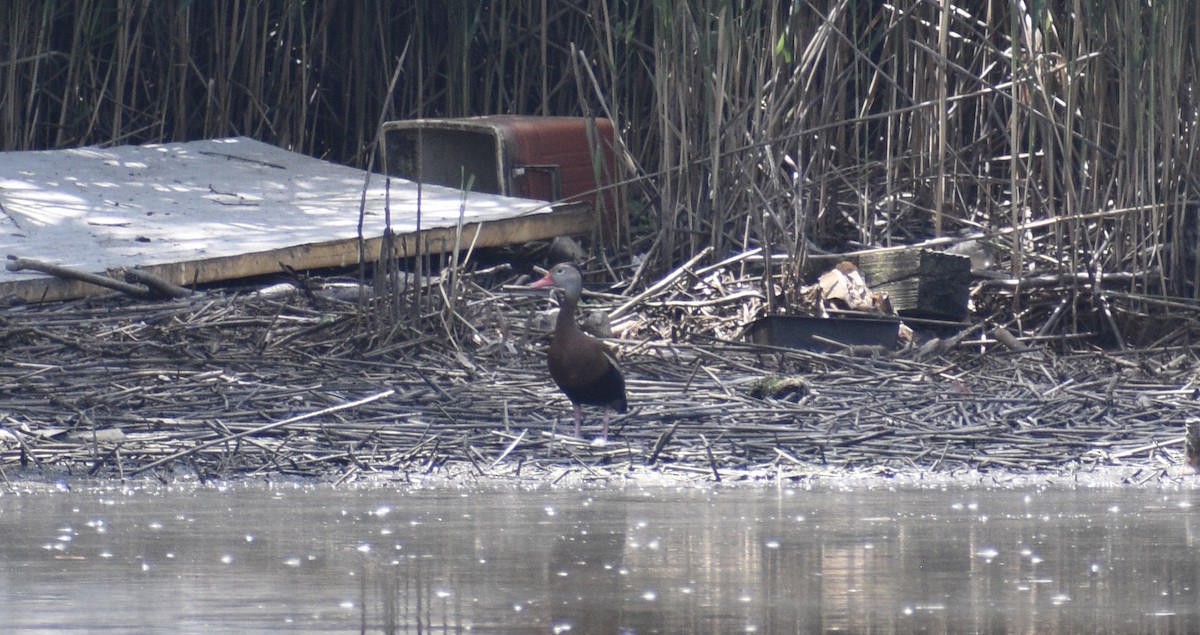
[573,405,583,437]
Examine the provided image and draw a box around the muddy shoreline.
[1,270,1196,489]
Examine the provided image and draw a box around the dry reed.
[3,2,1200,360]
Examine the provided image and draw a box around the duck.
[531,263,627,441]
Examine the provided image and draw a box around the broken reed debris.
[1,254,1197,484]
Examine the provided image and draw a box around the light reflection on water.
[0,482,1196,633]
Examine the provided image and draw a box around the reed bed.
[1,257,1196,485]
[5,1,1200,323]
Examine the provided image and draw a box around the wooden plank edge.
[0,205,593,304]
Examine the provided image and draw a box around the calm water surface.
[0,481,1196,633]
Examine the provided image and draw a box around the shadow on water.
[0,482,1197,633]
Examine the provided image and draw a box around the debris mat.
[0,257,1196,486]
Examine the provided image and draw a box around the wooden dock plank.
[0,137,584,303]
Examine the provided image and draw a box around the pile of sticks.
[0,257,1196,485]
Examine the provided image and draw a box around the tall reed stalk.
[2,0,1200,323]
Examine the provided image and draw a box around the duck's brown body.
[532,263,627,439]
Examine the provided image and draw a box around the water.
[0,480,1196,633]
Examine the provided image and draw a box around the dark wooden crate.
[745,315,901,352]
[855,249,971,320]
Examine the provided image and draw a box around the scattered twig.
[128,389,395,476]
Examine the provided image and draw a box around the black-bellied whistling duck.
[531,263,627,442]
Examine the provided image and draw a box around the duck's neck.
[556,294,579,334]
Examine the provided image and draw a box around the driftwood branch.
[7,256,151,299]
[121,268,193,299]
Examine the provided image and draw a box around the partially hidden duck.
[531,263,628,441]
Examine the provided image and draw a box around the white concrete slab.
[0,137,557,299]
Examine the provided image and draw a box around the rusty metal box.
[380,116,623,242]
